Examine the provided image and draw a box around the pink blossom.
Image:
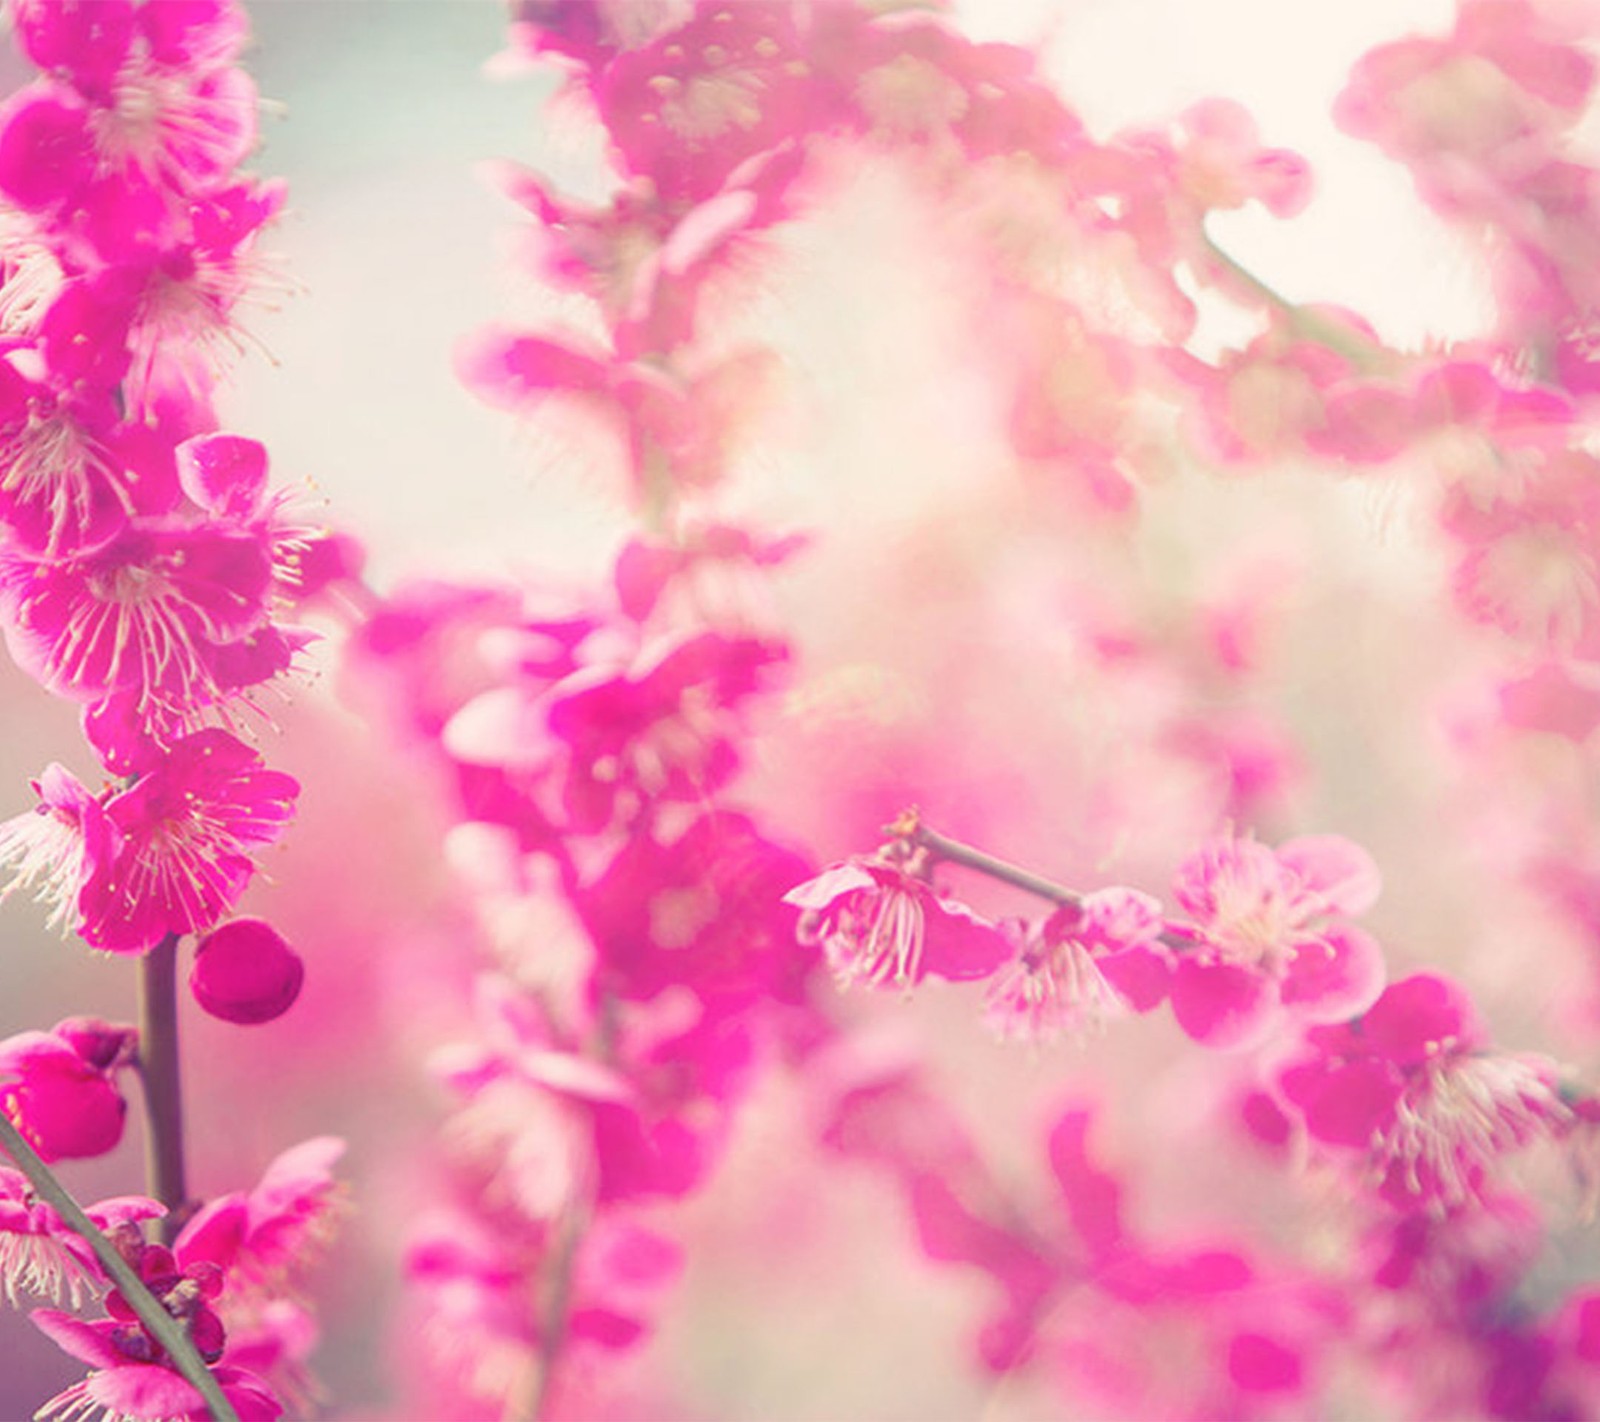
[0,763,115,936]
[0,1018,135,1163]
[0,359,133,556]
[31,1304,281,1422]
[1166,830,1386,1049]
[578,809,813,1007]
[177,1136,345,1297]
[597,5,811,204]
[0,1168,161,1308]
[786,855,1010,991]
[0,0,256,254]
[78,729,298,954]
[0,517,276,734]
[1280,973,1572,1211]
[983,889,1170,1043]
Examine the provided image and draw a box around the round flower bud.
[190,919,304,1026]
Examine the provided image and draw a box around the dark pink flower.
[0,1018,136,1163]
[1280,973,1572,1211]
[0,763,115,936]
[0,517,275,733]
[785,855,1010,992]
[78,729,298,954]
[177,1136,345,1296]
[1167,830,1385,1049]
[32,1303,281,1422]
[578,809,813,1006]
[0,360,132,556]
[0,1169,162,1308]
[189,918,304,1025]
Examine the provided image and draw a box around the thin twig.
[1199,228,1387,371]
[890,808,1081,906]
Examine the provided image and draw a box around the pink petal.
[1277,834,1381,916]
[921,895,1011,982]
[1170,959,1279,1051]
[1281,924,1386,1022]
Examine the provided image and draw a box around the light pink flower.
[177,1136,345,1297]
[1166,830,1386,1050]
[786,856,1010,992]
[983,889,1171,1043]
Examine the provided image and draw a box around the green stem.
[1199,228,1386,371]
[135,934,189,1244]
[0,1112,239,1422]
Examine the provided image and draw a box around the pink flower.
[1280,973,1573,1211]
[78,729,299,954]
[578,809,814,1006]
[0,1018,136,1163]
[0,517,276,741]
[177,1137,345,1297]
[0,0,256,255]
[31,1303,281,1422]
[0,1169,161,1308]
[983,889,1171,1043]
[0,763,115,936]
[1166,830,1386,1050]
[785,855,1010,992]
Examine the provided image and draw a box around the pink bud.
[190,919,304,1026]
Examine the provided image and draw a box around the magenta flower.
[0,1169,162,1308]
[177,1136,345,1297]
[0,763,115,936]
[983,889,1171,1043]
[0,0,256,255]
[0,517,275,736]
[0,1018,136,1163]
[0,360,134,556]
[785,856,1010,992]
[1166,830,1386,1050]
[578,809,813,1006]
[32,1309,281,1422]
[1279,973,1573,1211]
[78,729,299,955]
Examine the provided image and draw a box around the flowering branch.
[0,1109,239,1422]
[893,808,1082,907]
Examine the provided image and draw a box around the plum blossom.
[0,1018,136,1163]
[1166,830,1386,1050]
[786,852,1010,992]
[0,763,114,936]
[1278,972,1574,1212]
[78,729,299,955]
[0,1171,161,1308]
[982,889,1171,1043]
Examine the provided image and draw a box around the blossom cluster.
[6,0,1600,1418]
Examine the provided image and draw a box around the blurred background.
[0,1,1514,1417]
